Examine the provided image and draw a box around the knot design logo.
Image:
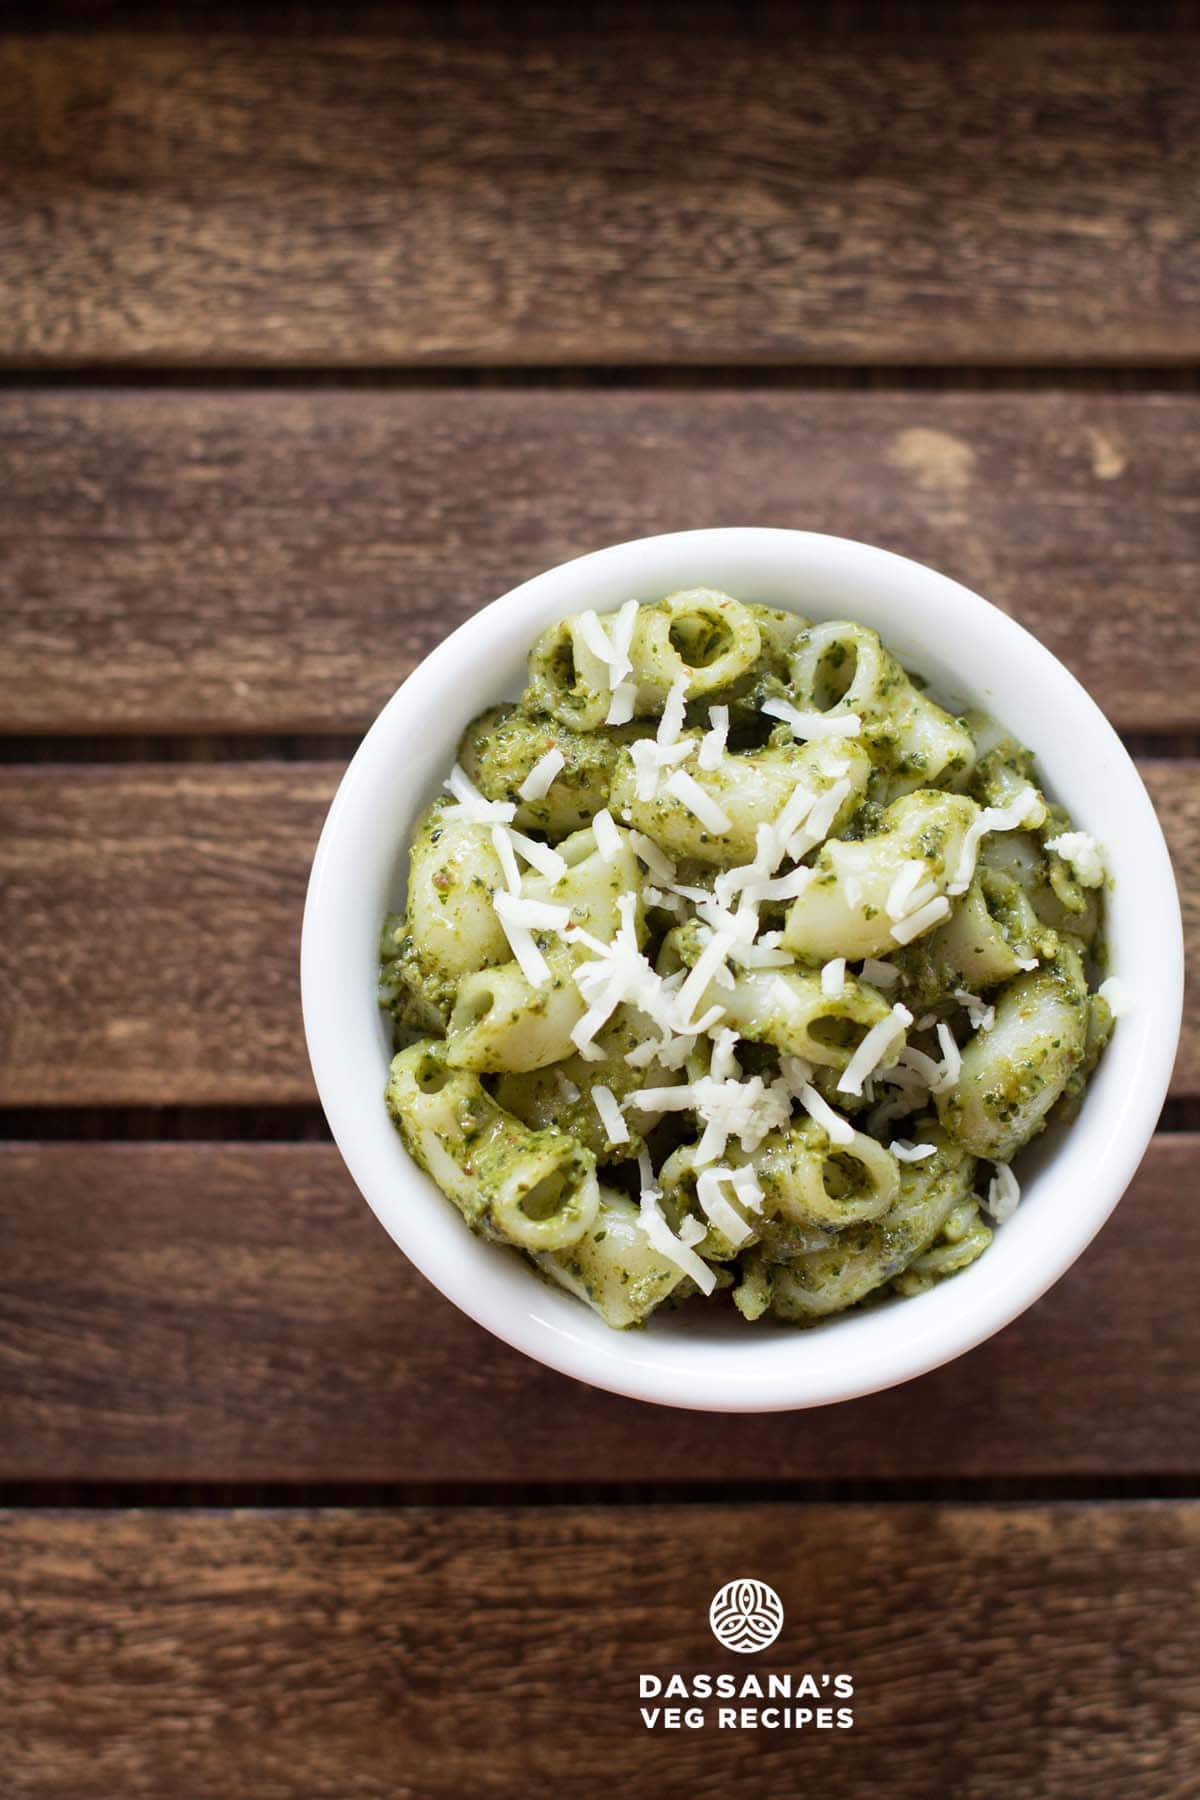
[708,1579,784,1654]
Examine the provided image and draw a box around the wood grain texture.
[1,31,1198,366]
[1,389,1199,734]
[0,760,1194,1106]
[2,1504,1199,1798]
[1,1136,1195,1484]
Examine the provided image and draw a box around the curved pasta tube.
[457,705,640,838]
[535,1187,689,1328]
[744,1127,976,1321]
[754,1116,901,1230]
[782,790,978,961]
[610,736,870,867]
[936,942,1090,1160]
[384,800,511,1023]
[789,620,976,791]
[493,1006,683,1159]
[626,590,763,707]
[670,958,895,1071]
[894,869,1052,1006]
[525,617,620,731]
[982,825,1102,945]
[446,829,641,1072]
[386,1040,599,1251]
[892,1196,993,1296]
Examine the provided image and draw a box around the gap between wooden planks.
[0,1137,1196,1485]
[1,1504,1198,1799]
[0,29,1197,366]
[0,761,1194,1105]
[0,389,1197,733]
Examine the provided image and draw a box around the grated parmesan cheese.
[443,763,517,826]
[761,696,863,741]
[591,807,622,863]
[1045,830,1106,888]
[628,830,677,885]
[948,786,1046,895]
[606,681,637,725]
[932,1021,962,1093]
[1098,975,1132,1018]
[862,957,900,989]
[491,823,522,894]
[592,1084,630,1145]
[892,1140,937,1163]
[698,705,730,770]
[508,829,567,883]
[795,1080,855,1146]
[890,894,951,945]
[639,1189,716,1293]
[885,860,929,921]
[696,1168,755,1245]
[954,988,996,1032]
[986,1162,1021,1223]
[837,1004,913,1097]
[518,746,565,802]
[820,957,847,998]
[664,768,733,836]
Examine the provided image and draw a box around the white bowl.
[301,528,1183,1412]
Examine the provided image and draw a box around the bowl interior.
[302,528,1182,1410]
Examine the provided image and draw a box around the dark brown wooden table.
[2,7,1198,1795]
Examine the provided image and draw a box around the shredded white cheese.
[820,957,847,998]
[606,681,637,725]
[664,768,733,836]
[591,807,621,863]
[518,747,565,802]
[837,1004,913,1096]
[885,860,928,921]
[933,1021,962,1093]
[890,894,951,945]
[786,778,852,861]
[1098,975,1132,1018]
[628,830,677,885]
[443,763,517,826]
[592,1084,630,1145]
[892,1140,937,1163]
[954,988,996,1032]
[508,829,567,883]
[1046,831,1106,888]
[639,1190,716,1293]
[698,705,730,770]
[987,1162,1021,1223]
[948,786,1046,895]
[761,696,862,740]
[491,823,522,895]
[795,1081,855,1146]
[696,1168,755,1245]
[862,957,900,989]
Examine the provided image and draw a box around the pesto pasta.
[380,592,1118,1331]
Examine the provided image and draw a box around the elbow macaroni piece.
[386,1040,599,1250]
[535,1187,689,1328]
[936,941,1090,1160]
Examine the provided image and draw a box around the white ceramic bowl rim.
[302,528,1183,1412]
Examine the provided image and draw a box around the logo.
[708,1579,784,1654]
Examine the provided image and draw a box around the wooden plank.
[1,389,1198,734]
[1,1136,1195,1483]
[2,1504,1198,1798]
[0,760,1194,1106]
[1,32,1198,367]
